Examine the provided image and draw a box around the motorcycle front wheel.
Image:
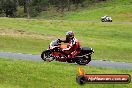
[101,19,105,22]
[41,50,53,61]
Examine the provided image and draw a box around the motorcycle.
[101,16,112,22]
[41,39,94,65]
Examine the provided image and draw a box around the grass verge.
[0,58,132,88]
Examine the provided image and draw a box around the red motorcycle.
[41,39,94,65]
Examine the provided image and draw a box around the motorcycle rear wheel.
[76,56,91,65]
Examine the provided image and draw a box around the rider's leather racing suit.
[60,37,80,58]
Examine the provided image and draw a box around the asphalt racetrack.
[0,52,132,70]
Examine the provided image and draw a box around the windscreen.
[50,40,59,46]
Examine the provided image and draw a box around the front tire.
[101,19,104,22]
[41,50,52,61]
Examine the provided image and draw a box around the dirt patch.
[120,12,132,17]
[0,28,55,40]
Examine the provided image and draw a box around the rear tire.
[67,58,76,63]
[76,56,91,65]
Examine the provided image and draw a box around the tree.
[26,0,31,18]
[17,0,49,18]
[0,0,17,17]
[0,0,106,17]
[0,1,2,14]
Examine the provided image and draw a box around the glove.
[57,39,62,43]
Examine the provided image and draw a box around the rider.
[58,31,80,58]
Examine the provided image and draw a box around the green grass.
[0,35,50,54]
[37,0,132,22]
[61,5,132,22]
[0,18,132,62]
[0,58,132,88]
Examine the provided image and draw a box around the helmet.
[66,31,74,40]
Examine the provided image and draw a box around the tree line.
[0,0,107,18]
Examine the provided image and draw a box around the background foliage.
[0,0,107,17]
